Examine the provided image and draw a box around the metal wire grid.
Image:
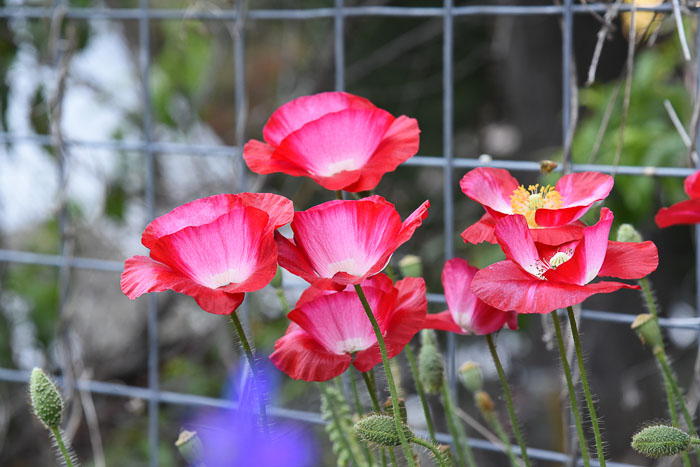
[0,2,698,466]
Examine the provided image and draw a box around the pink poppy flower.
[121,193,294,315]
[243,92,420,192]
[275,195,429,290]
[460,168,614,245]
[270,274,427,381]
[655,169,700,227]
[471,208,658,314]
[425,258,518,335]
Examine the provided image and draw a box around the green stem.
[655,348,700,464]
[228,312,269,435]
[354,284,416,466]
[275,287,291,314]
[441,380,477,467]
[551,311,590,467]
[485,334,531,467]
[412,437,452,467]
[640,277,658,319]
[362,371,382,414]
[51,426,74,467]
[318,383,366,467]
[483,410,521,467]
[385,263,395,282]
[404,345,437,442]
[335,190,344,200]
[350,366,364,416]
[662,366,692,467]
[566,306,605,466]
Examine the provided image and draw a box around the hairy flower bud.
[419,338,444,395]
[632,313,663,349]
[29,368,63,429]
[398,255,423,278]
[354,415,414,447]
[616,223,643,243]
[458,361,483,393]
[475,391,495,414]
[175,429,202,464]
[632,425,691,458]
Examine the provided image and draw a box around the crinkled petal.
[494,215,542,277]
[655,199,700,228]
[242,139,309,177]
[274,108,394,190]
[149,206,277,293]
[545,208,613,285]
[395,200,430,248]
[461,213,498,244]
[344,116,421,192]
[685,170,700,199]
[377,277,426,359]
[460,167,518,217]
[555,171,614,208]
[598,240,658,279]
[121,256,244,315]
[270,324,352,382]
[263,92,376,146]
[472,261,639,314]
[530,223,586,245]
[424,311,464,334]
[142,193,292,248]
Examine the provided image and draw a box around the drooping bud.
[175,429,202,464]
[383,397,407,424]
[420,329,438,348]
[398,255,423,278]
[616,223,643,243]
[458,361,483,393]
[632,313,663,349]
[270,265,283,288]
[418,335,444,394]
[354,415,414,447]
[475,391,495,414]
[632,425,692,458]
[29,368,63,429]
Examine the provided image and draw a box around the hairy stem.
[566,306,605,466]
[318,383,365,467]
[405,345,437,442]
[486,334,531,467]
[51,426,75,467]
[484,410,521,467]
[354,284,416,466]
[441,381,477,467]
[552,311,590,467]
[412,436,452,467]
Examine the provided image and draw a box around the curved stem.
[640,277,658,319]
[441,380,477,467]
[362,370,382,414]
[354,284,416,466]
[552,311,590,467]
[349,366,364,416]
[486,334,531,467]
[228,312,269,435]
[484,410,521,467]
[51,426,75,467]
[566,306,605,466]
[405,345,437,442]
[412,437,452,467]
[275,287,291,314]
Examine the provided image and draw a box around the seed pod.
[632,425,691,458]
[354,415,414,447]
[29,368,63,429]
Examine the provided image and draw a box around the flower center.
[321,158,359,177]
[510,184,563,228]
[206,267,248,288]
[548,251,572,269]
[336,337,373,354]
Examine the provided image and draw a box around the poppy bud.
[354,415,414,447]
[458,361,483,393]
[616,223,643,243]
[175,429,203,464]
[419,334,444,395]
[632,425,692,458]
[631,313,663,349]
[398,255,423,278]
[29,368,63,429]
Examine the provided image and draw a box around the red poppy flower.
[460,168,614,245]
[425,258,518,335]
[275,195,429,290]
[121,193,294,315]
[270,274,427,381]
[243,92,420,192]
[655,170,700,227]
[471,208,658,314]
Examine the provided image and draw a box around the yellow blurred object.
[621,0,664,43]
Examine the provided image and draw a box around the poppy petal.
[655,198,700,228]
[424,311,464,334]
[555,171,614,209]
[494,215,543,277]
[598,240,659,279]
[529,223,585,245]
[460,167,518,217]
[461,214,498,244]
[685,170,700,199]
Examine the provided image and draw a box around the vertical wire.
[562,0,573,173]
[334,0,344,92]
[138,0,158,465]
[443,0,456,396]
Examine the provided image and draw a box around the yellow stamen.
[510,184,563,228]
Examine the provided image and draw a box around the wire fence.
[1,1,699,466]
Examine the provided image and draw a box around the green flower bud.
[458,361,483,393]
[475,391,495,414]
[354,415,414,447]
[420,329,438,348]
[419,339,444,395]
[398,255,423,278]
[175,429,202,464]
[29,368,63,429]
[632,425,691,458]
[616,224,643,243]
[631,313,663,349]
[270,265,283,288]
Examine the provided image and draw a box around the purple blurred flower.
[189,364,317,467]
